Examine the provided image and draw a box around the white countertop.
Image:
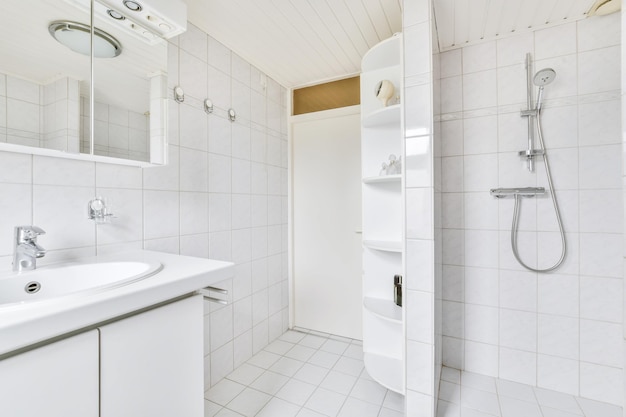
[0,250,234,356]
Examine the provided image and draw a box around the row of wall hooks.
[173,85,236,122]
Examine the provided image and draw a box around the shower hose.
[511,110,566,272]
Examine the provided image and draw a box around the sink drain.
[24,281,41,294]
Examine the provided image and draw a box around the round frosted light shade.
[49,21,122,58]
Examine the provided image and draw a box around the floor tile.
[437,400,461,417]
[285,345,317,361]
[500,396,542,417]
[380,407,405,417]
[207,328,400,417]
[332,356,364,377]
[279,330,307,344]
[269,356,305,377]
[576,397,623,417]
[204,400,222,417]
[225,363,264,386]
[495,379,535,403]
[534,387,582,415]
[226,387,271,417]
[215,408,245,417]
[297,409,327,417]
[299,334,327,349]
[249,370,289,395]
[461,386,501,416]
[337,397,380,417]
[265,340,295,355]
[541,407,583,417]
[320,339,350,355]
[320,370,358,395]
[308,350,341,369]
[256,397,301,417]
[461,371,497,393]
[247,350,282,369]
[293,363,330,385]
[343,344,364,360]
[275,378,318,406]
[305,387,348,417]
[383,390,405,412]
[205,379,246,406]
[349,378,388,406]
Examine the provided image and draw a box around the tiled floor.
[437,366,623,417]
[204,328,405,417]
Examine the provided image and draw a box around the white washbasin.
[0,261,163,307]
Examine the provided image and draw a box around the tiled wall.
[81,98,150,162]
[0,73,80,151]
[402,0,439,415]
[439,14,623,405]
[0,23,289,390]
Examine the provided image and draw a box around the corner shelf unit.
[360,33,404,395]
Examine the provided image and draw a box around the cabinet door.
[100,295,204,417]
[0,330,99,417]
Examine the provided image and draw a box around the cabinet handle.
[203,286,228,294]
[202,295,228,305]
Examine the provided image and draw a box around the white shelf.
[363,352,404,394]
[363,297,402,323]
[362,174,401,184]
[362,104,401,127]
[363,240,402,252]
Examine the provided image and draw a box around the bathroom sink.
[0,261,163,307]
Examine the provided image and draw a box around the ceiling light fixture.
[107,9,126,20]
[123,0,143,12]
[48,21,123,58]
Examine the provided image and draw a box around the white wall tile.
[465,304,498,344]
[464,267,498,307]
[0,183,32,257]
[579,362,622,405]
[440,49,462,78]
[463,41,496,74]
[580,319,622,368]
[143,190,179,240]
[535,23,577,60]
[578,100,621,146]
[538,314,578,360]
[578,46,621,95]
[499,348,536,386]
[464,341,498,377]
[497,33,534,67]
[500,309,536,352]
[538,274,579,317]
[499,269,537,312]
[463,70,497,110]
[580,276,622,323]
[537,354,579,395]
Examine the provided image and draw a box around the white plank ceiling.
[183,0,403,88]
[184,0,600,88]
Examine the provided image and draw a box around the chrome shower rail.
[490,187,545,198]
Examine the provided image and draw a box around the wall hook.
[174,86,184,103]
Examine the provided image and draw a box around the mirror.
[0,0,170,165]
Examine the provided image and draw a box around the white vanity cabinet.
[0,330,100,417]
[100,295,204,417]
[0,295,204,417]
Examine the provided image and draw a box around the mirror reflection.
[0,0,168,164]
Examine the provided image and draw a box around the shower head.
[534,68,556,111]
[533,68,556,87]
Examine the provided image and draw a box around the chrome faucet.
[13,226,46,272]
